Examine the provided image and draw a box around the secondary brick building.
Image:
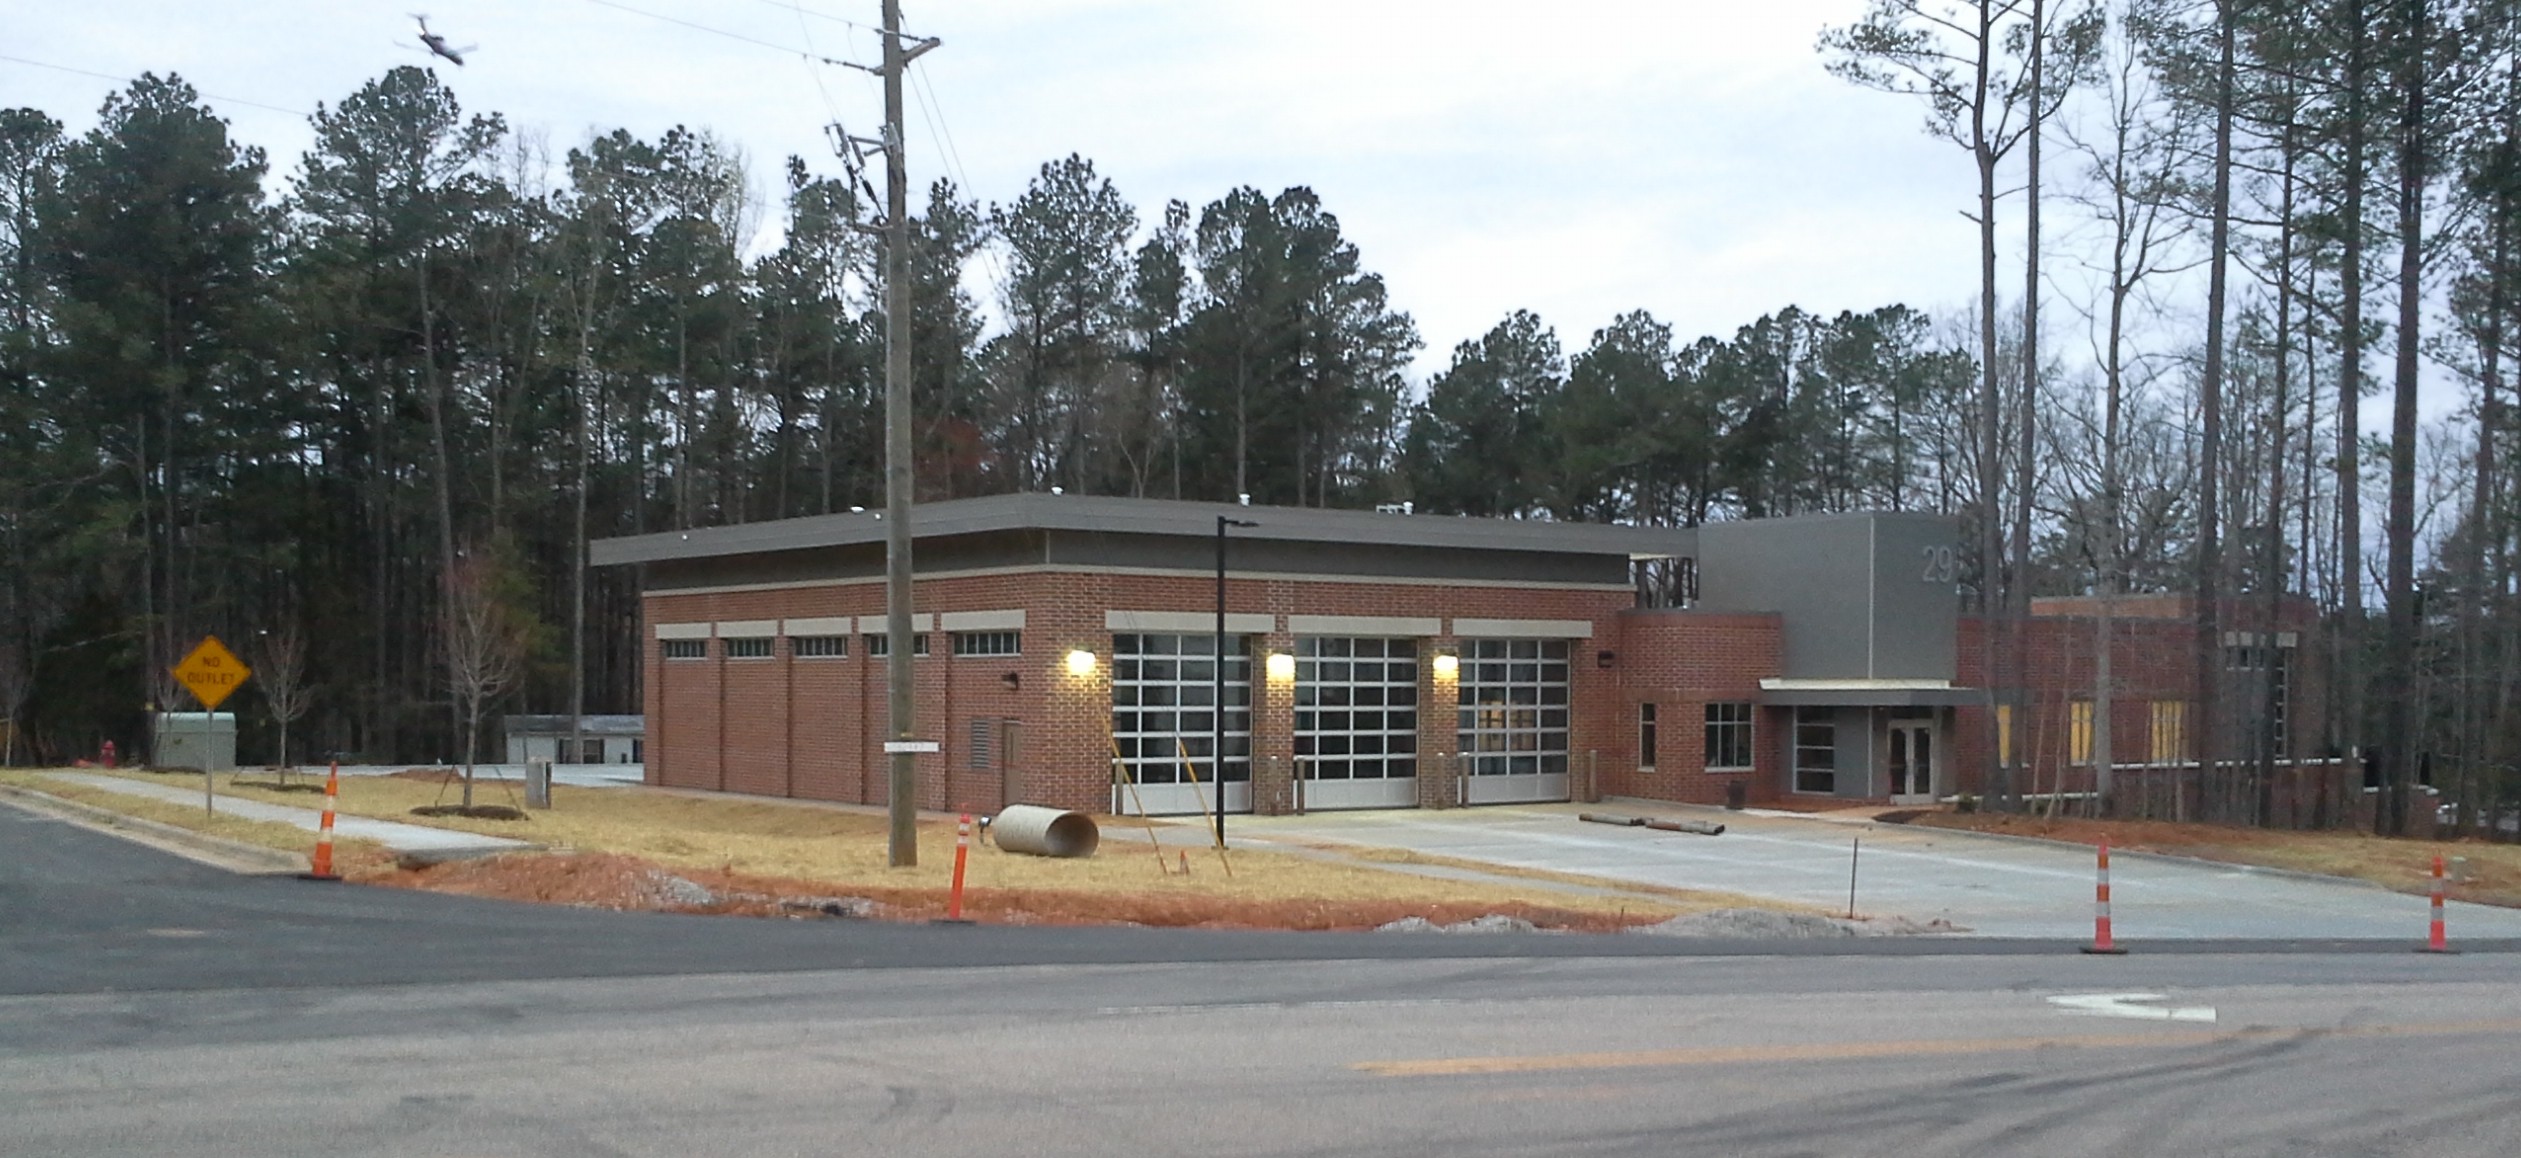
[591,494,2313,817]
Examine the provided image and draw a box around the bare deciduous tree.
[444,550,524,810]
[256,619,313,782]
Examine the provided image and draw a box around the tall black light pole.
[1216,515,1257,846]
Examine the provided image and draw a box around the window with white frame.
[1704,701,1754,771]
[1455,639,1570,778]
[953,630,1021,656]
[865,633,929,657]
[723,636,773,659]
[662,639,705,660]
[1638,702,1658,769]
[1297,637,1419,782]
[2225,639,2293,758]
[1110,633,1252,786]
[791,635,847,658]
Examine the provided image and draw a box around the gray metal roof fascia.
[1040,496,1693,556]
[591,493,1694,566]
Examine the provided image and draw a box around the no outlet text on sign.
[172,636,253,712]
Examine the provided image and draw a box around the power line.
[786,2,853,133]
[908,60,1009,294]
[910,59,973,200]
[582,0,852,65]
[0,52,310,117]
[745,0,876,35]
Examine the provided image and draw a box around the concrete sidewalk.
[1231,801,2521,940]
[39,772,531,860]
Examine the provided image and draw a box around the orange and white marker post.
[2419,852,2455,954]
[299,762,342,882]
[935,812,974,924]
[2081,839,2126,955]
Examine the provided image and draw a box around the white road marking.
[2047,993,2218,1023]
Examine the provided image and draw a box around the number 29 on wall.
[1919,545,1958,585]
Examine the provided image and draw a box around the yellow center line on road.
[1354,1017,2521,1078]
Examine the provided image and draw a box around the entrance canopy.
[1757,678,1981,708]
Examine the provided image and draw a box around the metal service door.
[1294,637,1420,810]
[1458,639,1572,804]
[1109,633,1252,816]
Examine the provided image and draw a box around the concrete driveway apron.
[1232,802,2521,940]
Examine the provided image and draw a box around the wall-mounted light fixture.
[1596,649,1616,670]
[1432,647,1460,681]
[1064,648,1098,677]
[1266,651,1296,682]
[1000,671,1021,691]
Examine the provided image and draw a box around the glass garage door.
[1294,637,1419,810]
[1456,638,1572,804]
[1110,633,1252,816]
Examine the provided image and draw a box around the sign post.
[171,636,252,815]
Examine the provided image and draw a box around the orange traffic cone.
[2080,840,2126,955]
[298,762,343,882]
[2419,853,2455,954]
[933,813,975,926]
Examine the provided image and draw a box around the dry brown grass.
[1895,810,2521,906]
[0,769,394,873]
[47,768,1749,924]
[374,850,1681,931]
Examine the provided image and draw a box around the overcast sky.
[7,0,2013,371]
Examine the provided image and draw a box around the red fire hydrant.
[101,740,117,769]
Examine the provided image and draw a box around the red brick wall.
[636,571,2326,813]
[635,571,1638,813]
[1606,610,1785,806]
[789,650,853,801]
[1952,597,2329,798]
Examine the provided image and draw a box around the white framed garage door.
[1109,633,1253,816]
[1457,638,1572,804]
[1294,637,1419,810]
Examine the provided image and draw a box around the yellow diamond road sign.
[172,635,251,712]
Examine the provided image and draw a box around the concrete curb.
[0,784,309,875]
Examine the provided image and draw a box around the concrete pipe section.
[991,805,1098,858]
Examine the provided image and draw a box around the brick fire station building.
[591,494,2318,817]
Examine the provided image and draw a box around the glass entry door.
[1887,720,1935,800]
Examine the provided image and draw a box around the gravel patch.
[1375,914,1542,934]
[1629,908,1967,938]
[773,895,878,919]
[638,871,717,908]
[1629,908,1860,939]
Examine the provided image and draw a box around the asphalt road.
[9,800,2521,1156]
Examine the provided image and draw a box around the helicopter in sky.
[411,15,473,67]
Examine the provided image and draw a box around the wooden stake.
[1174,738,1234,877]
[1108,741,1170,876]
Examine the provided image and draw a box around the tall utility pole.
[2194,0,2235,823]
[2012,0,2044,815]
[879,0,936,867]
